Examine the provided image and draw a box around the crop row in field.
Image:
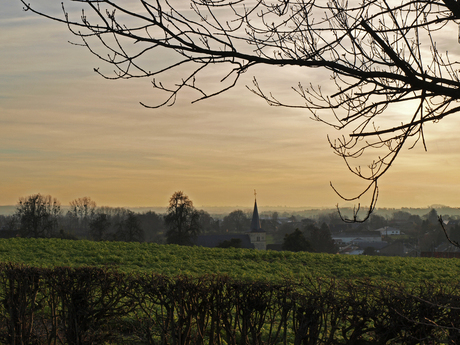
[0,238,459,283]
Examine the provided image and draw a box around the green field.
[0,238,459,283]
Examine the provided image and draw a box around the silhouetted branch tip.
[20,0,460,216]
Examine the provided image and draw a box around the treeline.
[2,263,460,344]
[0,193,268,244]
[0,195,165,243]
[2,193,456,252]
[0,193,339,252]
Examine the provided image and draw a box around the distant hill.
[0,206,16,216]
[1,204,459,218]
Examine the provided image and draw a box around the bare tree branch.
[19,0,460,220]
[438,215,460,248]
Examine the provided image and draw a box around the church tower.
[247,190,267,250]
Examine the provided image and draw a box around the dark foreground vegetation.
[2,263,460,344]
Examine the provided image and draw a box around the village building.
[247,195,267,250]
[195,192,267,250]
[332,231,383,245]
[374,226,401,236]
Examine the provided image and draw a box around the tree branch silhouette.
[20,0,460,220]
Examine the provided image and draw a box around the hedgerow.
[1,264,460,344]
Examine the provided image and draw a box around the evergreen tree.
[305,223,338,254]
[282,229,311,252]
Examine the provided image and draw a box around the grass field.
[0,238,459,283]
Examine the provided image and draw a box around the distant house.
[195,193,267,250]
[332,231,382,245]
[338,240,390,255]
[375,226,401,236]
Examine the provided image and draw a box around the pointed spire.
[250,191,261,232]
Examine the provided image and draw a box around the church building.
[247,194,267,250]
[195,191,267,250]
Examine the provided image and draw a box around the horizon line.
[1,204,459,210]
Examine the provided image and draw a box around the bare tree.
[15,194,61,238]
[69,197,97,232]
[164,191,200,245]
[439,215,460,249]
[20,0,460,219]
[222,210,250,233]
[89,213,111,241]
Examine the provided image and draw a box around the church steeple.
[250,189,261,232]
[247,190,266,249]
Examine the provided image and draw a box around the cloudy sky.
[2,1,460,210]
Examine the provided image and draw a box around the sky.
[2,1,460,210]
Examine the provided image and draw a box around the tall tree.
[164,191,200,245]
[305,223,338,254]
[69,197,97,233]
[20,0,460,218]
[424,209,439,225]
[15,194,61,238]
[274,222,297,244]
[137,211,166,243]
[366,214,388,231]
[221,210,250,233]
[89,213,111,241]
[0,216,14,229]
[197,210,219,234]
[282,229,312,252]
[116,211,144,242]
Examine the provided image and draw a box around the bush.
[0,264,460,344]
